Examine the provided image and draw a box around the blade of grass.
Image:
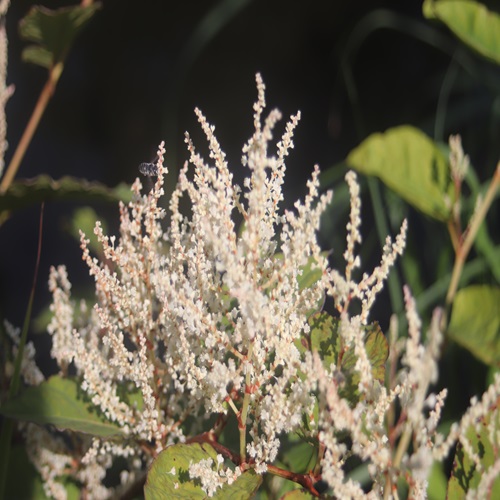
[367,177,404,316]
[0,202,44,497]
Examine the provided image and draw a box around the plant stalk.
[446,162,500,306]
[239,343,253,464]
[0,203,44,497]
[0,63,63,194]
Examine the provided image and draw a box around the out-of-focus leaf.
[281,489,316,499]
[19,3,102,68]
[68,206,106,255]
[346,126,452,222]
[0,175,131,213]
[340,321,388,388]
[144,443,262,499]
[0,376,124,438]
[447,411,500,497]
[427,461,448,500]
[4,446,48,499]
[448,285,500,366]
[423,0,500,65]
[306,312,388,404]
[20,46,52,69]
[279,437,317,474]
[474,223,500,283]
[297,255,326,292]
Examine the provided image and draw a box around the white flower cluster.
[306,287,445,498]
[44,74,332,496]
[188,454,241,497]
[0,0,14,177]
[21,74,499,499]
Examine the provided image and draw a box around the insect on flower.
[138,156,159,177]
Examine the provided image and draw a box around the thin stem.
[446,163,500,306]
[239,343,253,464]
[0,63,63,194]
[393,425,412,469]
[266,464,321,497]
[0,203,44,497]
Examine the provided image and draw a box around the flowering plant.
[2,72,499,499]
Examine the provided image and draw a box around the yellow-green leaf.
[346,126,452,221]
[448,285,500,366]
[423,0,500,65]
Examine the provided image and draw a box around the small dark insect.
[138,156,159,176]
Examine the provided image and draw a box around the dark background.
[1,0,499,363]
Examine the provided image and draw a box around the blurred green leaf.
[341,321,388,385]
[145,443,262,499]
[279,438,316,474]
[281,489,316,499]
[4,446,48,499]
[0,376,124,438]
[0,175,131,214]
[346,126,452,222]
[473,223,500,283]
[69,206,106,255]
[427,461,448,500]
[423,0,500,65]
[448,285,500,365]
[447,411,500,497]
[19,3,102,68]
[297,255,326,292]
[307,312,388,403]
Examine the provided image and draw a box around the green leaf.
[281,489,316,499]
[0,376,124,438]
[423,0,500,65]
[4,446,48,499]
[447,285,500,366]
[0,176,132,214]
[474,223,500,283]
[346,126,452,222]
[213,469,262,500]
[307,312,389,403]
[279,437,317,474]
[427,461,448,500]
[447,411,500,497]
[270,254,326,316]
[297,255,326,291]
[297,254,328,316]
[69,207,106,255]
[144,443,262,499]
[19,3,102,68]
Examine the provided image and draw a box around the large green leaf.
[307,312,389,403]
[0,175,131,214]
[447,285,500,366]
[346,126,452,222]
[19,3,102,68]
[447,411,500,497]
[423,0,500,65]
[0,376,124,438]
[145,443,262,499]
